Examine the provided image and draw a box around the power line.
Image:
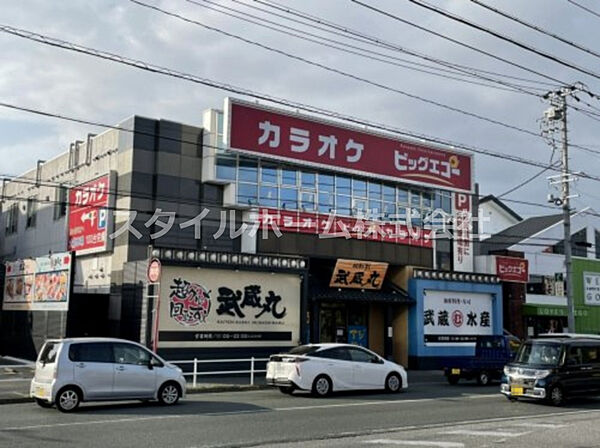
[405,0,600,82]
[186,0,545,95]
[127,0,542,135]
[350,0,569,86]
[470,0,600,61]
[0,25,572,176]
[252,0,560,88]
[566,0,600,20]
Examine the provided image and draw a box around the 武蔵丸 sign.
[329,259,389,290]
[496,256,529,283]
[68,174,112,255]
[225,98,473,193]
[157,266,301,348]
[584,272,600,306]
[2,252,72,311]
[423,290,493,345]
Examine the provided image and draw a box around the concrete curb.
[0,384,270,405]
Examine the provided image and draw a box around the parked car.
[30,337,186,412]
[266,343,407,397]
[443,335,520,386]
[501,334,600,406]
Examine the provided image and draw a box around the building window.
[5,203,18,235]
[216,156,236,180]
[353,179,367,198]
[261,163,278,184]
[238,158,258,183]
[301,172,316,190]
[259,185,278,208]
[280,187,298,210]
[237,183,258,206]
[435,238,453,271]
[281,167,297,186]
[26,197,36,228]
[300,192,316,212]
[54,185,68,220]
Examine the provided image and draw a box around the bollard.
[192,358,198,388]
[250,357,255,386]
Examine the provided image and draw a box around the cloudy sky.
[1,0,600,217]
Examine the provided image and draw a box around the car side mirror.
[371,357,383,364]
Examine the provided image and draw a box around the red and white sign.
[496,256,528,283]
[147,259,162,283]
[225,98,473,193]
[453,192,473,272]
[258,208,433,248]
[68,174,111,255]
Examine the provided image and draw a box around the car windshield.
[515,342,562,366]
[288,345,321,355]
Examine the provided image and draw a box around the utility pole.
[542,84,581,333]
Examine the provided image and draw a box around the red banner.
[226,98,472,192]
[68,175,111,254]
[496,256,528,283]
[258,208,433,248]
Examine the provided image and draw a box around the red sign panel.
[68,175,111,254]
[258,208,433,248]
[226,98,473,192]
[496,256,529,283]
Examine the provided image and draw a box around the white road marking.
[0,415,184,432]
[0,378,32,382]
[365,440,464,447]
[10,391,28,397]
[442,429,529,438]
[512,422,568,428]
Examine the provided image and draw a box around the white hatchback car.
[30,337,186,412]
[266,343,408,396]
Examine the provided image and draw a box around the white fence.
[171,357,269,387]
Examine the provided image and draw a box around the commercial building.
[1,97,500,368]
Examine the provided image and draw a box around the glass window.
[281,168,297,186]
[301,172,316,189]
[318,173,334,192]
[280,188,298,210]
[114,343,151,366]
[352,199,368,217]
[422,191,432,209]
[383,185,395,203]
[369,199,382,217]
[397,187,408,204]
[26,197,36,228]
[396,205,409,223]
[39,342,59,364]
[259,186,278,208]
[336,176,351,195]
[239,159,258,183]
[315,347,351,361]
[368,182,382,200]
[336,195,351,215]
[410,190,421,208]
[318,192,335,213]
[216,156,236,181]
[383,202,395,219]
[68,343,113,363]
[238,183,258,206]
[54,186,68,220]
[261,163,278,184]
[435,238,452,271]
[353,179,367,198]
[347,347,377,363]
[288,345,321,355]
[300,192,316,211]
[5,203,18,235]
[517,343,562,367]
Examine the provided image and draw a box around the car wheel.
[279,386,295,395]
[158,382,181,406]
[55,387,81,413]
[548,385,565,406]
[385,373,402,393]
[34,398,53,408]
[447,375,460,385]
[476,371,491,386]
[312,375,332,397]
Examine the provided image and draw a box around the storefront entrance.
[319,302,369,346]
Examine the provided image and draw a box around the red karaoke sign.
[496,256,529,283]
[226,98,473,192]
[68,174,111,254]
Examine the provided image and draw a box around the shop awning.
[310,280,413,304]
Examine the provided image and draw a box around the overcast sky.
[1,0,600,218]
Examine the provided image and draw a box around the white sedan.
[265,343,408,397]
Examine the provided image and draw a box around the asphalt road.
[1,376,599,448]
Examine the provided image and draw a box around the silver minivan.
[30,337,186,412]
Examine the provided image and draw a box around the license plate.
[451,368,461,375]
[34,386,48,398]
[511,386,524,396]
